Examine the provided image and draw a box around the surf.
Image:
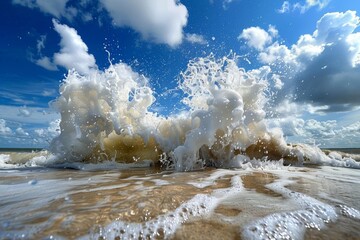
[2,54,359,170]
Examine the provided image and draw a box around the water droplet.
[28,179,38,185]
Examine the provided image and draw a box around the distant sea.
[1,147,360,154]
[0,148,44,152]
[322,148,360,154]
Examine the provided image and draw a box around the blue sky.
[0,0,360,148]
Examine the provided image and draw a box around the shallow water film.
[1,164,359,240]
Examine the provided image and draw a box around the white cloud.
[34,35,59,71]
[16,127,29,136]
[12,0,77,20]
[0,113,60,147]
[294,0,330,13]
[301,119,337,139]
[185,33,208,45]
[100,0,188,47]
[35,128,45,137]
[34,120,60,143]
[41,89,57,97]
[293,11,360,111]
[0,119,13,136]
[303,120,360,147]
[18,107,32,117]
[36,56,58,71]
[268,25,279,38]
[36,20,97,75]
[245,11,360,113]
[238,26,273,50]
[0,105,59,125]
[278,1,290,13]
[268,116,304,136]
[278,0,330,14]
[347,32,360,67]
[52,19,97,74]
[338,121,360,137]
[314,11,359,43]
[258,42,295,65]
[36,35,46,54]
[16,0,189,47]
[268,113,360,147]
[0,90,36,105]
[222,0,234,9]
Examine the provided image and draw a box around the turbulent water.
[1,156,360,239]
[1,55,360,239]
[2,55,359,170]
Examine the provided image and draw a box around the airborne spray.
[45,54,359,170]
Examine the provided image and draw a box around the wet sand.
[0,166,359,239]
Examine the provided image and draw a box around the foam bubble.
[86,194,219,239]
[336,205,360,220]
[242,173,338,240]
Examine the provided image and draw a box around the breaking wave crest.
[3,54,360,170]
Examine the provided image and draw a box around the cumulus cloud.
[34,119,60,139]
[18,106,32,117]
[238,26,276,50]
[36,20,97,75]
[100,0,188,47]
[1,120,60,147]
[0,110,60,146]
[16,0,189,47]
[185,33,208,45]
[278,0,330,14]
[0,119,12,136]
[52,19,97,74]
[0,105,59,125]
[338,121,360,137]
[302,119,360,147]
[244,11,360,113]
[301,119,337,139]
[268,116,304,136]
[293,11,360,111]
[268,114,360,147]
[12,0,77,20]
[16,127,29,136]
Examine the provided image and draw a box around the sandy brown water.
[0,165,359,239]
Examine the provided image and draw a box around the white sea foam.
[45,55,298,170]
[47,55,282,171]
[85,194,219,239]
[336,205,360,219]
[293,144,360,169]
[3,55,359,171]
[0,154,18,169]
[85,168,245,239]
[242,174,338,240]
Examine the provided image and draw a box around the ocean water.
[1,55,360,239]
[0,152,360,239]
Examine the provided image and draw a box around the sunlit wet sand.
[1,164,359,239]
